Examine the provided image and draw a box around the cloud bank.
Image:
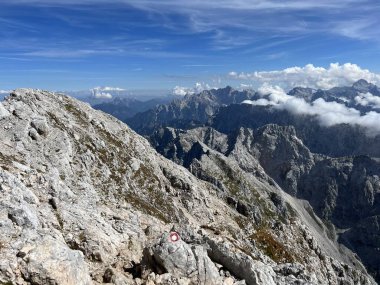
[355,92,380,110]
[242,83,380,136]
[230,63,380,90]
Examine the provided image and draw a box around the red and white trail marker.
[169,232,180,242]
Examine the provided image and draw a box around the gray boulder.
[152,233,221,284]
[21,237,92,285]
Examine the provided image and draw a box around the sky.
[1,0,380,93]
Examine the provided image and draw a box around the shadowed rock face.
[0,89,376,285]
[211,103,380,158]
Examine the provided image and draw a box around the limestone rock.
[152,232,221,284]
[22,237,92,285]
[0,102,10,118]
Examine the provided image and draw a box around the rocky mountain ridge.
[0,89,375,284]
[128,80,380,141]
[126,87,255,135]
[285,79,380,107]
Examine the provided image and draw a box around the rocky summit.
[0,89,377,285]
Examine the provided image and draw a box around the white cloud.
[242,84,380,136]
[0,90,11,94]
[257,84,293,104]
[172,86,191,96]
[172,82,213,96]
[92,91,113,99]
[355,92,380,109]
[242,98,272,106]
[89,86,126,99]
[92,86,125,92]
[229,63,380,90]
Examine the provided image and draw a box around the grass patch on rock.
[250,227,296,264]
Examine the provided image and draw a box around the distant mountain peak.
[287,87,316,102]
[222,85,234,92]
[352,79,372,89]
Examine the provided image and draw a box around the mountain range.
[123,80,380,283]
[0,82,379,284]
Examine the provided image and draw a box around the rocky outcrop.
[0,89,376,284]
[152,233,221,284]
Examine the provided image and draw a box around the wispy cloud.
[13,0,364,11]
[265,52,288,60]
[182,64,223,67]
[331,19,378,40]
[0,56,33,61]
[22,49,121,58]
[4,0,380,54]
[5,39,196,60]
[125,0,380,45]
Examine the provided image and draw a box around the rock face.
[0,89,376,285]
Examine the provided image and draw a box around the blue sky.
[1,0,380,92]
